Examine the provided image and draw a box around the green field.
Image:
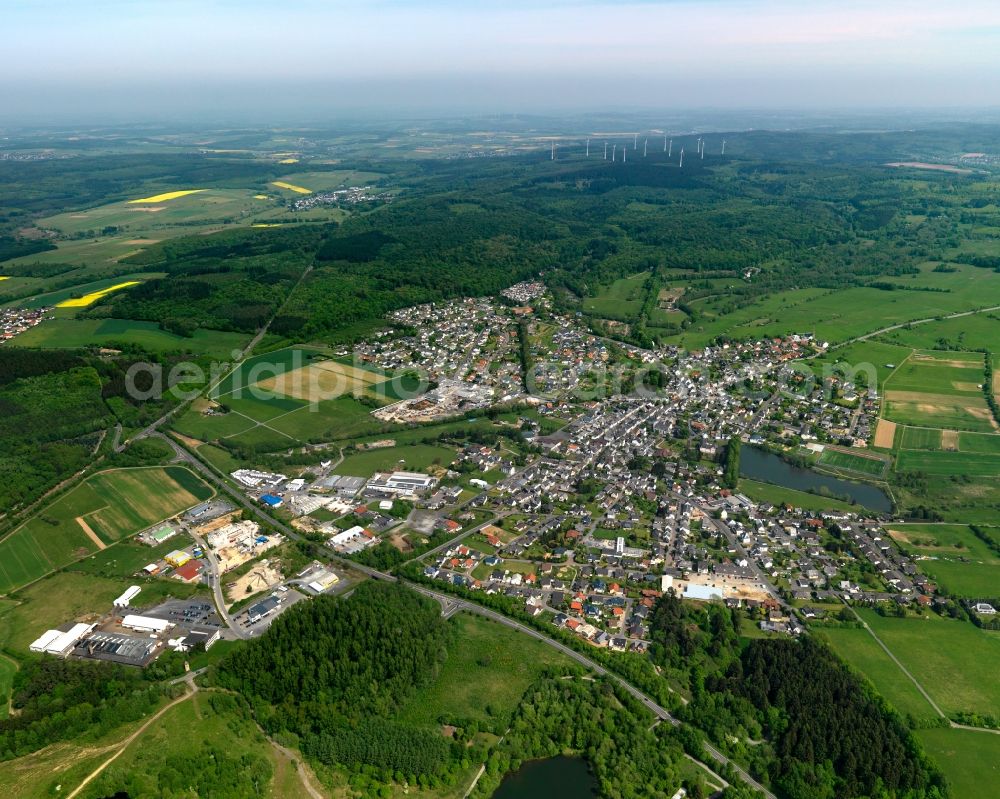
[674,262,1000,348]
[895,449,1000,477]
[395,612,572,729]
[856,608,1000,721]
[886,522,1000,598]
[817,447,888,476]
[877,312,1000,353]
[808,340,914,390]
[79,691,284,799]
[959,432,1000,453]
[336,444,456,477]
[885,399,996,433]
[898,426,942,450]
[819,626,938,722]
[917,727,1000,799]
[886,353,984,397]
[0,466,213,595]
[583,271,649,319]
[12,317,249,357]
[737,478,857,511]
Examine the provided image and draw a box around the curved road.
[160,433,774,798]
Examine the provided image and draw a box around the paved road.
[406,584,775,799]
[163,434,774,798]
[189,530,248,640]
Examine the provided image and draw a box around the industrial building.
[165,550,192,568]
[121,614,173,634]
[29,623,95,656]
[306,569,340,593]
[231,469,287,489]
[365,470,437,497]
[328,525,376,554]
[74,632,161,667]
[113,585,142,608]
[247,595,281,623]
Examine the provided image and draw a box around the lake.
[492,756,597,799]
[740,445,892,512]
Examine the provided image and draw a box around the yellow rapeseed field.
[271,181,311,194]
[127,189,206,204]
[0,276,9,281]
[56,281,141,308]
[278,158,299,164]
[253,194,269,199]
[252,223,284,228]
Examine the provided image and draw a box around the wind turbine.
[721,139,727,155]
[679,148,684,168]
[612,144,617,162]
[604,141,608,160]
[623,145,626,163]
[551,142,555,160]
[668,138,673,157]
[663,135,667,153]
[643,138,647,157]
[586,138,590,157]
[633,133,638,149]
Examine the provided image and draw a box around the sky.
[3,0,1000,122]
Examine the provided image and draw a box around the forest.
[217,582,473,785]
[649,591,948,799]
[0,347,203,519]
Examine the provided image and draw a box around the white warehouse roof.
[121,614,171,633]
[113,585,142,607]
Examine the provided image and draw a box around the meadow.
[855,608,1000,721]
[818,625,938,722]
[395,612,572,729]
[917,727,1000,799]
[737,478,857,511]
[336,444,457,478]
[0,466,213,595]
[898,426,943,450]
[885,352,984,396]
[12,317,250,357]
[808,340,913,390]
[877,312,1000,353]
[817,447,888,477]
[673,262,1000,348]
[886,523,1000,597]
[582,271,649,319]
[895,449,1000,477]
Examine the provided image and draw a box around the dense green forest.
[0,348,201,518]
[218,582,470,785]
[650,591,947,799]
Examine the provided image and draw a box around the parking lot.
[146,598,224,629]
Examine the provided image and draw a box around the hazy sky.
[4,0,1000,121]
